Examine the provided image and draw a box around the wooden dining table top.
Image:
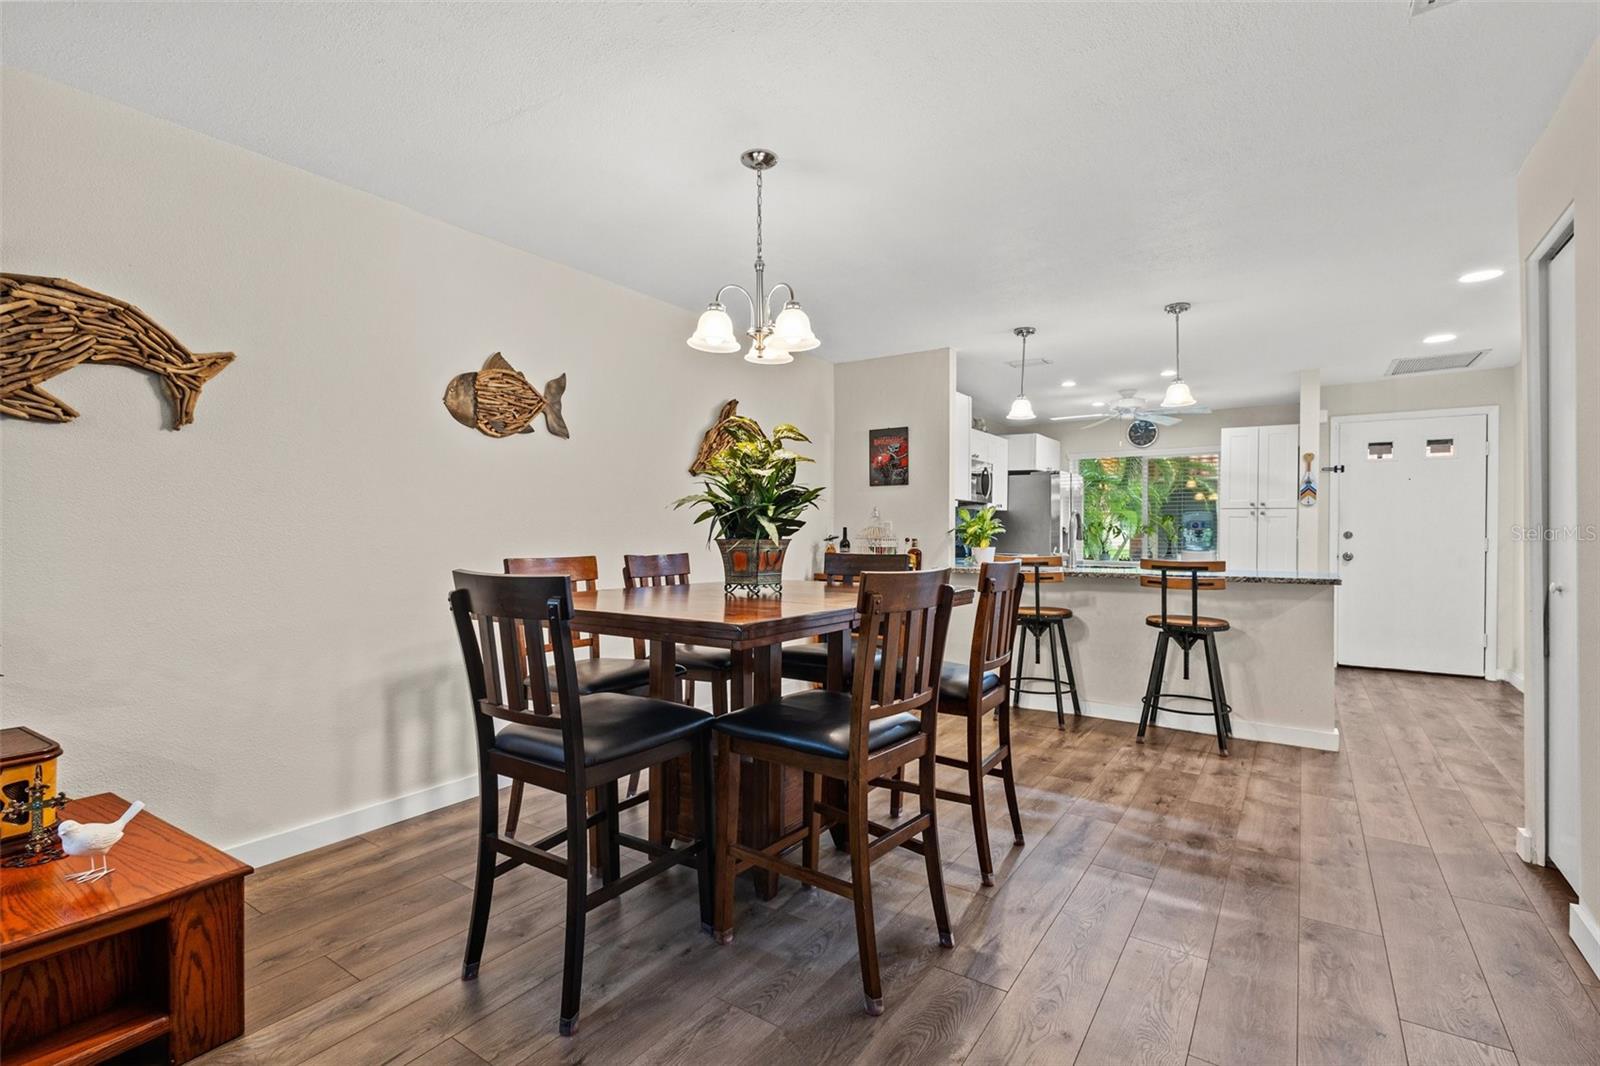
[569,578,973,649]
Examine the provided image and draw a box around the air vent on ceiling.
[1386,350,1488,376]
[1410,0,1461,15]
[1005,356,1051,368]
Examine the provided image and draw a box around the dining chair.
[449,570,714,1037]
[1138,558,1233,754]
[934,559,1025,886]
[622,553,735,715]
[711,568,955,1015]
[779,552,910,685]
[503,555,684,825]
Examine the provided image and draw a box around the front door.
[1334,412,1489,675]
[1545,234,1580,878]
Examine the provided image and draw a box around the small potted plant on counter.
[675,419,823,595]
[954,505,1006,566]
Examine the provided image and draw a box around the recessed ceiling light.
[1160,368,1177,378]
[1091,400,1107,408]
[1059,379,1077,388]
[1458,268,1504,284]
[1423,333,1457,345]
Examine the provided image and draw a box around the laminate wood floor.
[201,669,1600,1065]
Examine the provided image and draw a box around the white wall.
[1517,44,1599,941]
[0,70,835,857]
[832,348,957,567]
[1051,402,1298,458]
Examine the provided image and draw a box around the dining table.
[570,576,972,898]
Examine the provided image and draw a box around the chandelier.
[686,149,820,365]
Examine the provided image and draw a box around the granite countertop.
[950,563,1341,586]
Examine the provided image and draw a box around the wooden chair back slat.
[849,571,953,742]
[996,553,1064,583]
[972,560,1024,682]
[505,555,602,657]
[451,571,585,759]
[1139,558,1228,625]
[824,552,910,586]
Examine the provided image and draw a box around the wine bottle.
[840,526,851,551]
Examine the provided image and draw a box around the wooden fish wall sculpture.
[1,274,235,428]
[689,398,762,475]
[444,353,569,439]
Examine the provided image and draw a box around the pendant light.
[1160,301,1197,408]
[1006,326,1037,421]
[686,149,820,365]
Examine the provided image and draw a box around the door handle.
[1342,552,1354,562]
[1550,582,1565,595]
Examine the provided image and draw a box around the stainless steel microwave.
[968,457,994,505]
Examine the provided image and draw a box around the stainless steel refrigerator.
[993,471,1061,555]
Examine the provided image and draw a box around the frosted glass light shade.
[744,337,793,365]
[1006,395,1036,421]
[687,305,741,353]
[772,304,820,351]
[1160,379,1196,408]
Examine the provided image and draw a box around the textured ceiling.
[3,2,1594,420]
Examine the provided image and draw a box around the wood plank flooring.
[201,669,1600,1065]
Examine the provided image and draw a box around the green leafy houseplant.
[674,418,823,593]
[955,505,1006,564]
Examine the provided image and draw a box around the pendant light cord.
[754,168,764,267]
[1173,308,1182,379]
[1018,331,1027,395]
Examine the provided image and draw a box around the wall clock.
[1128,418,1159,448]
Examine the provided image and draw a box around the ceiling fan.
[1050,388,1211,428]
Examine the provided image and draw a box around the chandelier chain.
[754,168,764,266]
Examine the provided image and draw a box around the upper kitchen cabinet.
[1220,425,1299,509]
[951,391,975,504]
[1005,432,1061,472]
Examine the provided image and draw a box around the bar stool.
[999,554,1082,729]
[1137,558,1233,755]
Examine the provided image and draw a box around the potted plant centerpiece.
[675,419,823,595]
[955,505,1006,566]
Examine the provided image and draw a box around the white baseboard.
[1569,901,1600,983]
[1516,825,1537,864]
[1014,694,1340,752]
[226,774,479,868]
[1493,668,1525,691]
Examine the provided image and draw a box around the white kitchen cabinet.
[1219,424,1299,570]
[969,429,1008,510]
[951,392,973,504]
[1005,432,1061,472]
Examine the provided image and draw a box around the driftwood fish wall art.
[689,399,761,475]
[0,274,235,429]
[443,353,569,439]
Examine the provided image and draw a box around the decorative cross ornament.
[1,765,70,866]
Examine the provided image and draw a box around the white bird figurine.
[58,800,144,884]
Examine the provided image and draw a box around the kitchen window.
[1066,452,1221,564]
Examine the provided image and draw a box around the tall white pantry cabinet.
[1218,424,1300,571]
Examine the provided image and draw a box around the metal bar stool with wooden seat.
[933,559,1025,886]
[448,570,715,1037]
[998,553,1082,728]
[622,553,735,715]
[779,552,910,685]
[1137,558,1234,755]
[503,555,686,827]
[712,569,956,1015]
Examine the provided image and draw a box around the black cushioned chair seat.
[780,642,884,684]
[711,689,921,760]
[494,692,711,768]
[937,662,1002,704]
[548,656,673,695]
[676,645,735,672]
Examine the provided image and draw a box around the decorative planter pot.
[970,545,997,566]
[716,538,791,596]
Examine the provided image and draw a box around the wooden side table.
[1,793,252,1065]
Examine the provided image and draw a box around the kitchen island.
[946,564,1342,750]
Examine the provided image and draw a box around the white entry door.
[1545,234,1580,877]
[1334,412,1489,675]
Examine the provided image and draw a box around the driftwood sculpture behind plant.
[690,398,758,475]
[0,274,234,428]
